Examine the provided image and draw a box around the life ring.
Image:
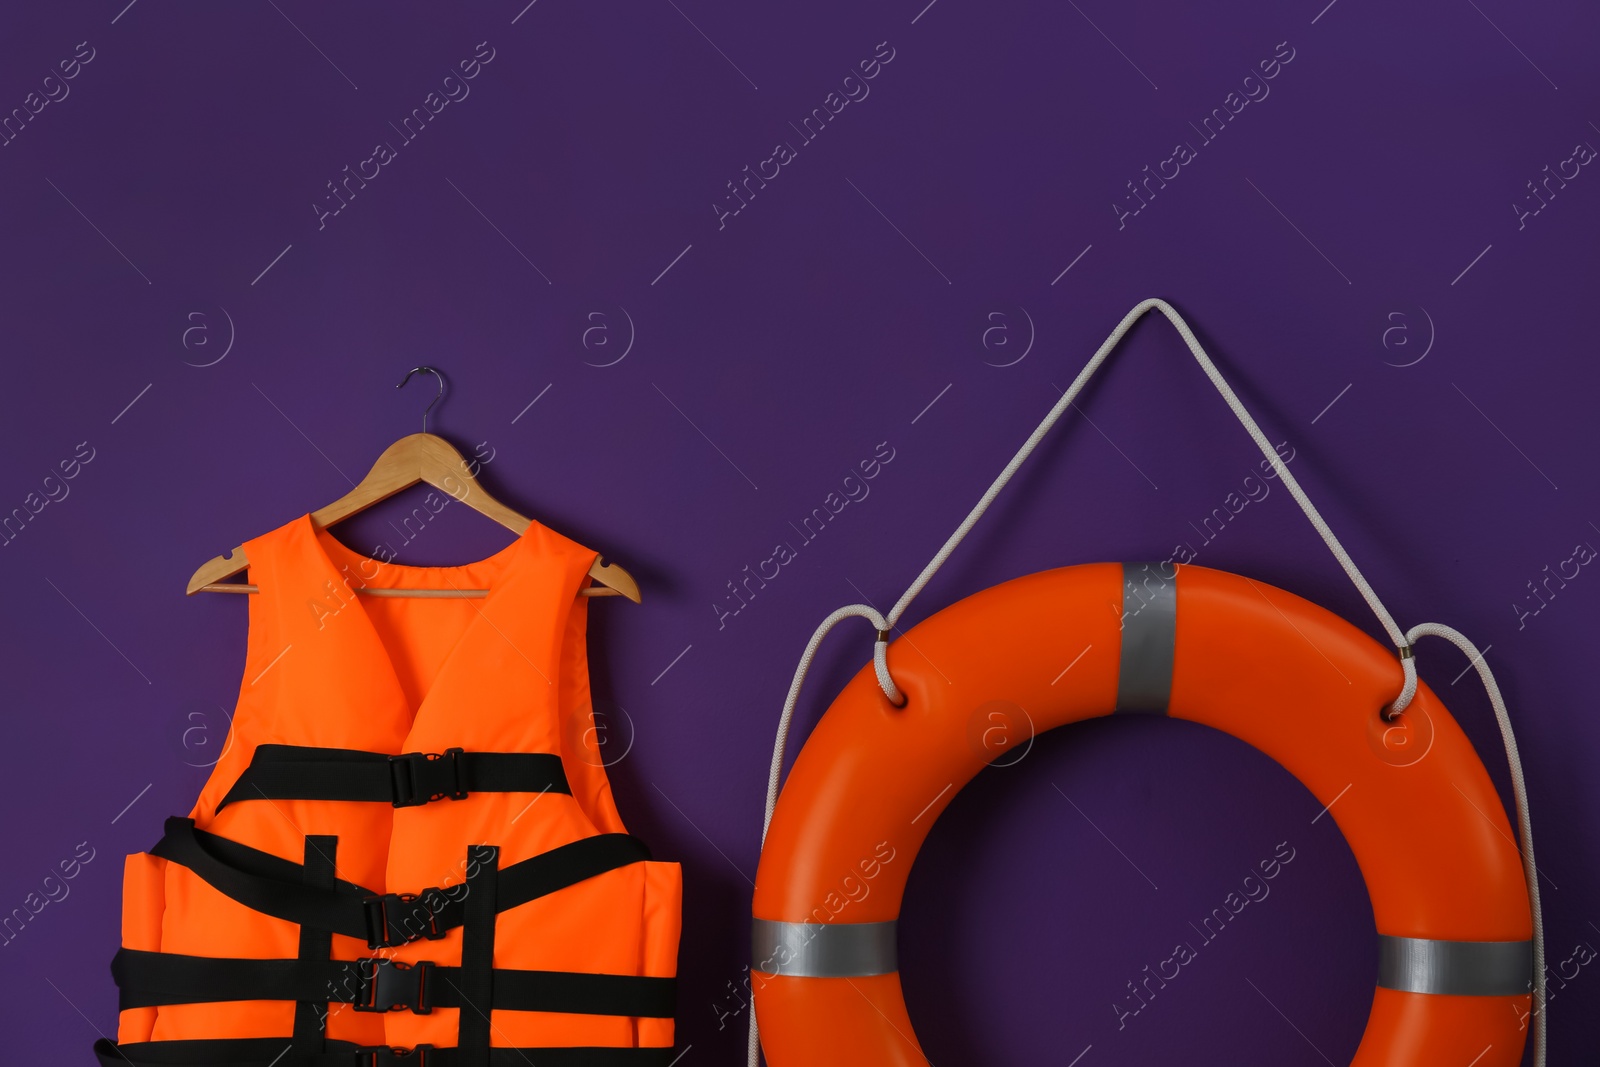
[751,562,1533,1065]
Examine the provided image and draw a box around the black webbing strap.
[493,834,652,915]
[455,845,498,1067]
[293,836,337,1050]
[216,746,572,811]
[94,1037,681,1067]
[111,948,677,1017]
[150,819,652,948]
[149,819,373,941]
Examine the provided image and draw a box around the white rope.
[865,298,1415,711]
[760,604,891,846]
[1404,623,1545,1066]
[747,602,890,1066]
[747,298,1542,1066]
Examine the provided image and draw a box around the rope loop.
[1403,623,1544,1065]
[859,298,1418,713]
[872,635,905,707]
[1382,653,1420,721]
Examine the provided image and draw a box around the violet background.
[2,1,1597,1063]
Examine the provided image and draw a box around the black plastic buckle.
[388,748,468,807]
[362,890,447,948]
[354,1044,435,1066]
[353,958,435,1015]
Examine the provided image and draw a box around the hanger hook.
[396,366,446,433]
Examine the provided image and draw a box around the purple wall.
[2,1,1596,1063]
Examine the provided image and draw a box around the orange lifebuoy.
[752,562,1533,1066]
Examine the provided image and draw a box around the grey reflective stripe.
[751,919,897,978]
[1116,562,1176,714]
[1378,935,1532,996]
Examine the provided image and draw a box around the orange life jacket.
[97,514,682,1067]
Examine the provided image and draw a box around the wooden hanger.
[185,367,641,602]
